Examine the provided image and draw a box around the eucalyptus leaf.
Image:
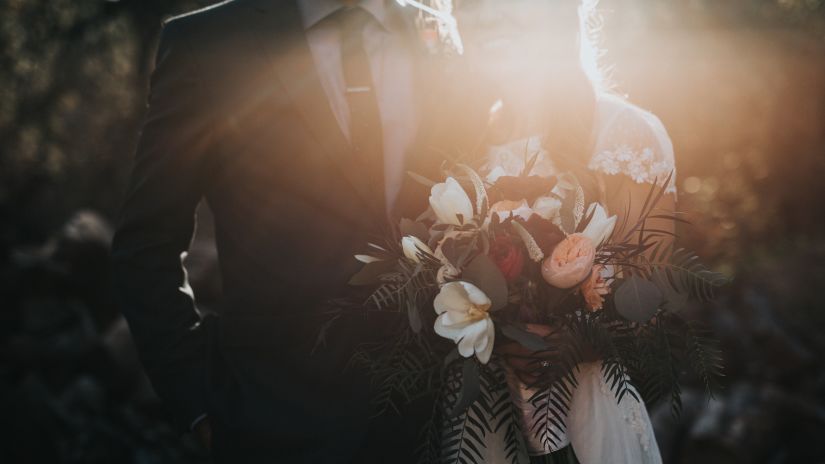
[652,268,688,313]
[348,259,396,286]
[614,275,663,322]
[443,347,461,367]
[440,235,479,269]
[399,218,429,241]
[448,358,481,417]
[439,237,460,267]
[463,254,509,311]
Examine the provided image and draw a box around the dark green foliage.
[614,275,663,322]
[684,321,725,399]
[437,358,526,464]
[637,245,730,303]
[351,330,440,417]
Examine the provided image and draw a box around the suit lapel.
[244,0,375,210]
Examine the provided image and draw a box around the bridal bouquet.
[323,158,726,463]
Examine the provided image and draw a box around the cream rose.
[541,233,596,289]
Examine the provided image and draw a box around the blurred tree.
[0,0,220,253]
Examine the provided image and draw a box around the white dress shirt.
[297,0,419,211]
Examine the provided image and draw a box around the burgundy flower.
[488,175,557,204]
[523,215,565,256]
[489,235,526,282]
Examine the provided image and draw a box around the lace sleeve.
[588,95,677,195]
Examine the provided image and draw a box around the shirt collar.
[297,0,390,31]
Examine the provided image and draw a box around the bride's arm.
[591,95,678,250]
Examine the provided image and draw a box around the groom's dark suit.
[110,0,462,462]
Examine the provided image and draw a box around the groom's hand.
[194,417,212,452]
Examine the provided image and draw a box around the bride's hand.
[499,323,598,385]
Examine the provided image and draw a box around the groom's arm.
[111,18,214,432]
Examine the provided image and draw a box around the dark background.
[1,0,824,462]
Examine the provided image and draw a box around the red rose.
[489,235,525,282]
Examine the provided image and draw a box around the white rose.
[532,195,562,221]
[433,281,495,364]
[429,177,474,226]
[401,235,433,263]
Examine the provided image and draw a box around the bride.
[440,0,677,462]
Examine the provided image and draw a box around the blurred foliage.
[0,0,219,250]
[593,0,825,275]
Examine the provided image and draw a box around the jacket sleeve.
[111,19,214,432]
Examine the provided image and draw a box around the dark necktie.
[336,6,386,219]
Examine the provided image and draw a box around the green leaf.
[400,218,429,242]
[349,259,396,286]
[463,254,509,311]
[448,358,481,417]
[652,268,688,312]
[614,275,663,322]
[439,234,479,270]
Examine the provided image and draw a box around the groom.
[112,0,447,462]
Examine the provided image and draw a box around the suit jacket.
[110,0,484,462]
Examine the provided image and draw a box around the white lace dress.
[474,93,674,464]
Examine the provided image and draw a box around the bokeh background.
[1,0,824,462]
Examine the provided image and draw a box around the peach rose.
[540,233,595,289]
[579,265,610,311]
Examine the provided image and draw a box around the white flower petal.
[582,203,617,247]
[434,313,466,341]
[401,235,432,263]
[486,166,507,183]
[474,319,491,354]
[354,254,382,263]
[532,196,562,220]
[429,177,474,226]
[491,199,534,222]
[433,281,471,315]
[440,310,472,327]
[457,320,487,358]
[461,281,492,309]
[476,320,495,364]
